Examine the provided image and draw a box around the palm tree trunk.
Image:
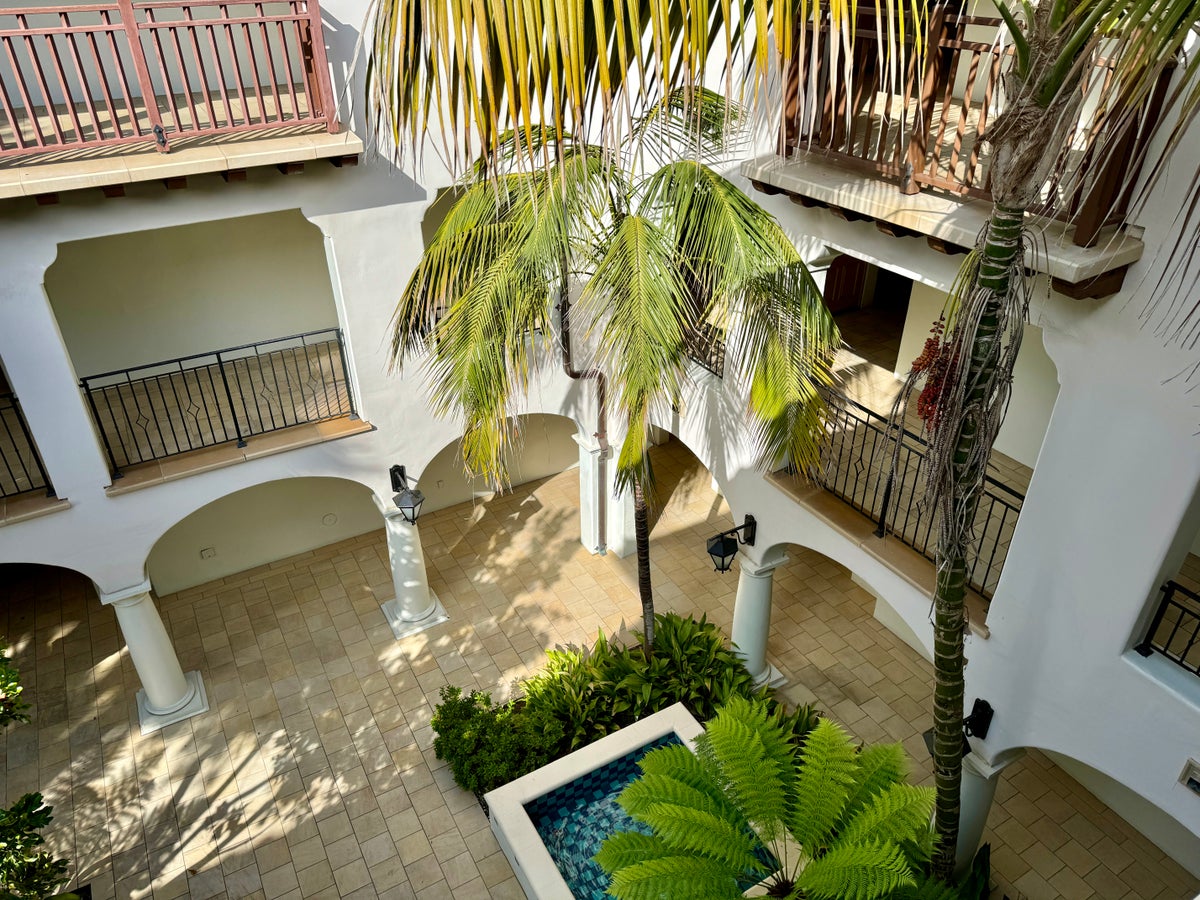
[931,203,1024,880]
[633,482,655,653]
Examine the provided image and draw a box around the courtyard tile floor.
[2,440,1198,899]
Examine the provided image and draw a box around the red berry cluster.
[911,317,952,430]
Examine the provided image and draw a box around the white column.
[573,433,605,555]
[99,580,208,734]
[955,750,1022,876]
[381,511,449,639]
[730,551,788,688]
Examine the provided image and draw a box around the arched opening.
[419,413,580,514]
[146,477,379,595]
[0,563,110,723]
[760,541,935,737]
[44,210,355,477]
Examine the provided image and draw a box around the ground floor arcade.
[1,441,1196,900]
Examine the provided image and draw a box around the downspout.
[557,283,608,555]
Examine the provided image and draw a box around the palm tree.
[365,0,1200,881]
[388,104,838,652]
[596,696,938,899]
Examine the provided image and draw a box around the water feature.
[523,734,680,899]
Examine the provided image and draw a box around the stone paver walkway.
[1,439,1197,899]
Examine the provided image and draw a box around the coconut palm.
[595,696,938,900]
[388,98,838,651]
[366,0,1200,881]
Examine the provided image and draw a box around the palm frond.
[579,214,690,494]
[797,841,917,900]
[736,261,838,471]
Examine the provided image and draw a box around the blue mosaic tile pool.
[523,733,681,900]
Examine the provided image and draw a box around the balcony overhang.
[743,153,1144,299]
[0,128,363,202]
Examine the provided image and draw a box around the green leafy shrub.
[523,612,790,753]
[1,641,73,899]
[430,614,819,796]
[430,687,564,796]
[0,793,71,899]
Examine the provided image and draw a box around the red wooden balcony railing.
[0,0,337,159]
[781,5,1171,247]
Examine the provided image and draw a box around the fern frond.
[841,743,908,820]
[698,697,796,840]
[787,719,860,852]
[594,831,669,871]
[630,802,767,874]
[836,784,936,850]
[619,773,746,829]
[604,855,749,900]
[797,841,917,900]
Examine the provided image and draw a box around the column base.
[136,670,209,735]
[382,593,450,640]
[753,662,787,689]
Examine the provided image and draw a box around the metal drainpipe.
[557,286,608,555]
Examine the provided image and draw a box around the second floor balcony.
[0,0,360,199]
[745,4,1162,297]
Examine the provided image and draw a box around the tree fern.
[840,742,909,820]
[602,854,751,900]
[837,784,937,850]
[786,718,861,853]
[629,803,766,873]
[598,700,938,900]
[797,841,917,900]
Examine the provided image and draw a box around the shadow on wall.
[146,476,380,595]
[419,414,581,515]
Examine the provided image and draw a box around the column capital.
[963,747,1025,780]
[97,578,153,606]
[572,431,611,457]
[738,548,789,578]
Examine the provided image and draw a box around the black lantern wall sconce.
[390,465,425,524]
[706,515,757,572]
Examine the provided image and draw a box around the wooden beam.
[328,155,359,168]
[829,205,869,222]
[163,176,187,190]
[927,235,969,255]
[101,185,125,198]
[790,194,826,209]
[1051,265,1129,300]
[34,193,58,206]
[749,178,785,196]
[276,161,305,175]
[222,169,247,182]
[876,219,919,239]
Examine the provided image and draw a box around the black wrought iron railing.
[814,389,1024,599]
[0,388,54,499]
[80,328,356,476]
[1136,581,1200,677]
[686,322,726,378]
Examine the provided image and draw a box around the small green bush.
[430,686,564,796]
[430,614,819,796]
[523,612,786,753]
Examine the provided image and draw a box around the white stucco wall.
[146,476,382,594]
[896,281,1060,470]
[419,414,581,513]
[45,210,338,377]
